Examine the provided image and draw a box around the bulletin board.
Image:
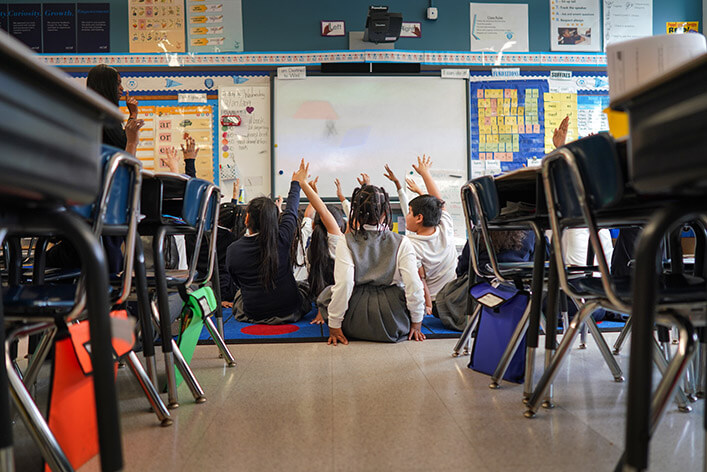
[469,70,609,174]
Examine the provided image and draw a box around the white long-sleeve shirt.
[327,227,425,329]
[293,216,313,282]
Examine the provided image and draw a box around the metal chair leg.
[650,314,698,431]
[149,300,179,408]
[613,315,632,355]
[124,351,173,426]
[579,321,588,349]
[452,304,482,357]
[586,316,625,382]
[22,327,57,391]
[170,338,206,403]
[652,337,691,412]
[203,315,236,367]
[490,300,532,389]
[6,342,71,472]
[525,301,600,418]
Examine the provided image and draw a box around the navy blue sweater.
[225,181,301,320]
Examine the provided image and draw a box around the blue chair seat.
[3,285,77,315]
[568,274,706,304]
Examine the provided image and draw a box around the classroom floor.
[24,333,704,471]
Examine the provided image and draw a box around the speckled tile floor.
[14,333,705,471]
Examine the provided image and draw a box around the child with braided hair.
[317,184,426,344]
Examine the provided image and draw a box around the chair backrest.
[542,134,630,312]
[73,146,143,304]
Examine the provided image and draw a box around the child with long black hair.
[293,177,347,324]
[317,184,426,344]
[225,159,312,324]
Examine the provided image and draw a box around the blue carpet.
[198,308,461,344]
[196,308,626,344]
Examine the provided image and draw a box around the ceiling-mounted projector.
[363,6,402,43]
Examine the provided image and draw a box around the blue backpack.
[468,282,530,383]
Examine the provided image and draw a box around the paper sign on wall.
[666,22,699,34]
[603,0,652,47]
[187,0,243,52]
[550,0,601,52]
[128,0,185,53]
[470,3,529,52]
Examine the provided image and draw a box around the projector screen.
[273,76,469,200]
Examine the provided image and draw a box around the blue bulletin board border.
[469,80,549,173]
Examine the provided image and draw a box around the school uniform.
[293,216,313,282]
[406,210,457,300]
[226,181,311,324]
[317,226,425,342]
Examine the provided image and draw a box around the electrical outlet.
[426,7,438,20]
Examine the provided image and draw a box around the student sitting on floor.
[291,181,317,283]
[402,155,458,315]
[336,169,409,219]
[295,178,347,325]
[434,231,536,331]
[225,159,312,325]
[317,184,426,344]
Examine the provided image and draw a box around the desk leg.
[622,204,692,472]
[523,228,546,402]
[542,246,560,409]
[0,229,13,472]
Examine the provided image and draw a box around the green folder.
[175,286,216,387]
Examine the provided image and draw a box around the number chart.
[470,80,548,172]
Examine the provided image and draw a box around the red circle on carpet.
[241,324,299,336]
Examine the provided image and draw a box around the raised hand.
[308,176,319,193]
[383,164,402,191]
[553,115,570,149]
[405,177,424,195]
[160,146,181,173]
[292,158,310,184]
[356,173,370,186]
[412,154,433,176]
[334,178,345,202]
[125,92,139,118]
[180,133,199,160]
[124,118,144,142]
[233,178,240,200]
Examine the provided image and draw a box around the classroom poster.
[155,106,214,181]
[550,0,600,52]
[9,3,42,51]
[120,105,156,170]
[218,84,271,200]
[0,4,8,31]
[470,80,548,172]
[128,0,185,53]
[42,3,76,53]
[187,0,243,52]
[666,22,699,34]
[603,0,652,47]
[77,3,110,52]
[543,93,578,152]
[470,3,529,52]
[577,94,609,137]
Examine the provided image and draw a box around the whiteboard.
[273,76,469,200]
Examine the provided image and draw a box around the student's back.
[226,162,311,324]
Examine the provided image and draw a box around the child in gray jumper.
[317,184,426,344]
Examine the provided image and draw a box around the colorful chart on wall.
[187,0,243,52]
[119,104,214,181]
[469,80,548,172]
[128,0,185,53]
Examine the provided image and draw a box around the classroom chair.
[138,171,235,409]
[458,175,549,396]
[0,31,123,472]
[2,146,176,471]
[525,134,704,426]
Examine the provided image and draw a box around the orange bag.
[45,310,135,471]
